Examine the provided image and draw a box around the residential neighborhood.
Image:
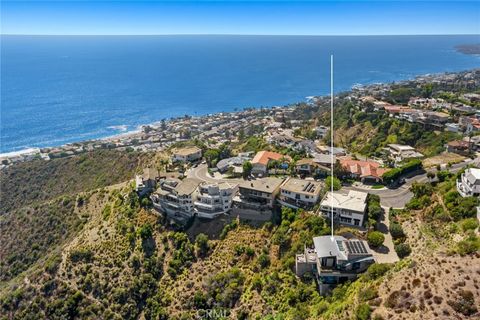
[4,68,480,301]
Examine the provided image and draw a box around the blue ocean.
[1,35,479,153]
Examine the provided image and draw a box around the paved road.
[346,160,474,209]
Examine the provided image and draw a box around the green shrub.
[461,218,479,232]
[394,243,411,258]
[365,263,391,280]
[195,233,210,258]
[455,235,480,256]
[355,303,371,320]
[69,248,93,263]
[359,286,378,302]
[367,231,385,247]
[326,176,341,191]
[205,268,245,308]
[258,254,270,269]
[389,222,405,240]
[138,223,153,240]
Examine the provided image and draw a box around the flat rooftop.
[387,144,415,151]
[173,146,202,156]
[239,177,285,194]
[281,178,322,195]
[321,190,368,212]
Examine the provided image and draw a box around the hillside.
[316,98,462,158]
[1,167,478,319]
[0,149,154,214]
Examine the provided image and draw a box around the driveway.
[370,207,399,264]
[187,164,243,183]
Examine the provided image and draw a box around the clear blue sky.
[1,1,479,35]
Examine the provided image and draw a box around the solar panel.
[345,240,368,254]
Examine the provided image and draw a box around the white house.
[320,190,368,227]
[457,168,480,197]
[194,182,238,219]
[385,144,424,164]
[278,178,323,209]
[172,146,202,163]
[151,178,202,218]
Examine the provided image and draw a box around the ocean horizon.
[1,34,479,153]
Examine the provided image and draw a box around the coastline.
[1,68,479,163]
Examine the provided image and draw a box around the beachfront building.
[135,167,160,195]
[385,144,424,165]
[251,150,287,176]
[172,146,202,163]
[339,158,388,183]
[278,178,323,210]
[295,235,375,295]
[151,178,202,219]
[194,182,238,219]
[457,168,480,197]
[320,190,368,227]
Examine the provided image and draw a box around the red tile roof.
[340,158,388,179]
[252,151,286,166]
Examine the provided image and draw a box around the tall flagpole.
[330,54,334,239]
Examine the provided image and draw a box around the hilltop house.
[172,146,202,163]
[251,151,288,176]
[339,158,388,183]
[151,178,202,219]
[385,144,424,165]
[278,178,323,210]
[295,235,375,295]
[320,190,368,227]
[194,182,238,219]
[457,168,480,197]
[135,167,160,195]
